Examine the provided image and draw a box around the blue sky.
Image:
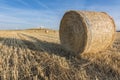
[0,0,120,30]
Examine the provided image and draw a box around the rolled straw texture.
[59,11,116,55]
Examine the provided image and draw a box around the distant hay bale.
[59,10,116,55]
[54,30,56,33]
[45,30,49,33]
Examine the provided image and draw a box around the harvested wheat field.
[0,29,120,80]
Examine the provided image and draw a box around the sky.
[0,0,120,31]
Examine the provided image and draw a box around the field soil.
[0,29,120,80]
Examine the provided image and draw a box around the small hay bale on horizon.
[45,30,49,33]
[59,10,116,55]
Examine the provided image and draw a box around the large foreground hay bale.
[59,11,116,55]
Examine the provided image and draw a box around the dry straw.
[59,10,116,55]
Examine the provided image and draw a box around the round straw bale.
[45,30,49,33]
[59,11,116,55]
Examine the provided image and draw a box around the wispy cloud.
[0,4,60,30]
[0,0,120,30]
[34,0,49,9]
[16,0,29,7]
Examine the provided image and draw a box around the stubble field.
[0,29,120,80]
